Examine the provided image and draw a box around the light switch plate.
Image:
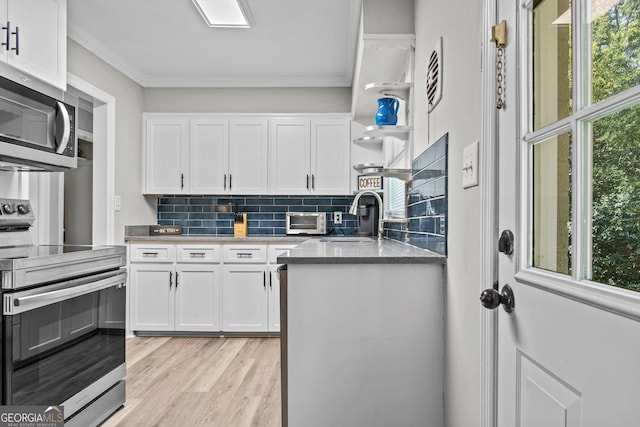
[114,195,122,211]
[462,141,479,189]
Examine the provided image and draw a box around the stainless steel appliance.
[0,76,77,171]
[285,212,327,235]
[0,198,126,426]
[355,204,379,237]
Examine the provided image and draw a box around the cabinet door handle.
[237,252,253,258]
[269,271,272,289]
[181,173,184,190]
[169,271,173,288]
[142,252,159,257]
[263,271,266,289]
[312,174,315,190]
[224,174,227,191]
[229,174,232,191]
[306,174,310,190]
[189,252,206,258]
[176,272,179,288]
[2,22,10,51]
[10,25,18,55]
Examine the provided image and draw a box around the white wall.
[362,0,414,34]
[0,173,20,198]
[67,39,154,244]
[413,1,484,427]
[143,87,351,113]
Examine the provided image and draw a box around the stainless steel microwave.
[286,212,327,235]
[0,76,76,171]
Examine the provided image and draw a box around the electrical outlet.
[334,211,342,225]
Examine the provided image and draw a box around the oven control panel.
[0,199,35,227]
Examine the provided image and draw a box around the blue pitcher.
[375,97,399,125]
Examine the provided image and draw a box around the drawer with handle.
[177,245,220,263]
[130,245,175,263]
[223,245,267,263]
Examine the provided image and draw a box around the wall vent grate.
[426,37,443,113]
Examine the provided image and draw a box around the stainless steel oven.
[0,199,126,427]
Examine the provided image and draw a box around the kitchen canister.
[375,97,399,125]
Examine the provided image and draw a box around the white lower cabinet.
[222,265,268,332]
[130,244,221,333]
[130,264,174,331]
[266,243,297,333]
[129,242,297,334]
[268,265,281,332]
[175,265,221,331]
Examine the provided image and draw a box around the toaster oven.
[286,212,327,235]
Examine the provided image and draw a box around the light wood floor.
[101,336,281,427]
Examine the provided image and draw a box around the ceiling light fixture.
[192,0,252,28]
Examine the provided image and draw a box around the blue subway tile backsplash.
[384,133,448,255]
[157,195,359,236]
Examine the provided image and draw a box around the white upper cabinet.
[190,118,228,194]
[144,117,189,194]
[144,115,269,195]
[145,114,349,195]
[311,119,351,195]
[269,117,351,195]
[0,0,67,90]
[269,118,311,194]
[228,119,269,195]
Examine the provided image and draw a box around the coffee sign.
[358,175,383,191]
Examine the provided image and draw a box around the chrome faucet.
[349,190,384,240]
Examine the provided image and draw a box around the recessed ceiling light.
[192,0,252,28]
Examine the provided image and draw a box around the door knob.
[480,284,515,313]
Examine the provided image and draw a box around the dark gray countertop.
[125,225,310,243]
[125,235,309,244]
[277,237,446,264]
[125,227,446,264]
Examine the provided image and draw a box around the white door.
[144,118,189,194]
[190,119,228,194]
[268,265,281,332]
[130,264,174,331]
[269,118,311,194]
[228,118,268,194]
[489,0,640,425]
[174,264,221,332]
[222,265,268,332]
[6,0,66,89]
[311,119,351,195]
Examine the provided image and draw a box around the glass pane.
[532,131,572,274]
[590,0,640,104]
[533,0,573,130]
[589,104,640,291]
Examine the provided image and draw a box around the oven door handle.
[5,271,127,315]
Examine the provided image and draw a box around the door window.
[528,0,640,292]
[532,130,572,275]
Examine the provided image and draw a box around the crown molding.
[142,75,352,88]
[68,23,147,87]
